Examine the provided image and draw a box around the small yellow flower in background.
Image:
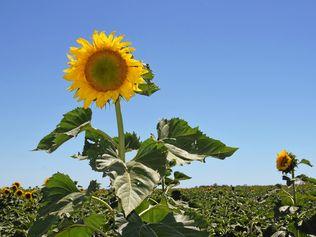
[64,31,148,109]
[15,189,23,197]
[13,182,21,188]
[24,191,32,200]
[276,149,293,171]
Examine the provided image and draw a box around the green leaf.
[133,138,168,177]
[121,213,158,237]
[142,64,155,81]
[157,118,238,165]
[297,214,316,235]
[39,173,84,217]
[27,215,59,237]
[83,214,106,232]
[121,212,208,237]
[174,171,191,181]
[114,132,141,151]
[136,64,160,96]
[299,159,313,167]
[28,173,87,237]
[96,140,167,216]
[35,108,92,153]
[81,127,117,171]
[139,198,171,223]
[55,225,93,237]
[97,157,161,216]
[297,174,316,185]
[138,83,160,96]
[86,180,100,195]
[150,213,209,237]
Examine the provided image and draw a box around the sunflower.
[276,149,293,171]
[15,189,23,197]
[13,182,21,188]
[11,184,18,191]
[24,191,32,200]
[64,31,147,108]
[3,188,11,195]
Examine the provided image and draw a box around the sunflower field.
[1,30,316,237]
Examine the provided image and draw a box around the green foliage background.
[1,184,315,237]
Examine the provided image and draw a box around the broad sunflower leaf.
[39,173,85,217]
[55,214,106,237]
[137,64,160,96]
[138,198,171,223]
[297,174,316,185]
[27,215,59,237]
[113,132,141,151]
[133,138,168,177]
[149,213,209,237]
[55,225,93,237]
[35,108,92,153]
[96,139,167,216]
[97,158,160,216]
[157,118,238,165]
[28,173,86,237]
[121,212,157,237]
[83,214,105,232]
[297,214,316,235]
[121,212,208,237]
[79,127,117,171]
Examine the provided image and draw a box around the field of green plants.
[1,30,316,236]
[1,182,316,237]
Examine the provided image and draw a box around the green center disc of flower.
[85,50,127,91]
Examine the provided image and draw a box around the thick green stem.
[291,169,297,206]
[115,98,125,162]
[291,169,300,237]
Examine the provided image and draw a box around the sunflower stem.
[115,98,125,162]
[91,196,114,215]
[291,169,297,206]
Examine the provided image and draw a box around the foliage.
[29,103,237,236]
[1,184,316,236]
[274,154,316,237]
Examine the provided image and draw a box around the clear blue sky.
[0,1,315,188]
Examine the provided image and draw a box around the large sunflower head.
[64,31,148,108]
[276,149,293,172]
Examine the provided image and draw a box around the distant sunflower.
[24,191,32,200]
[64,31,147,108]
[276,149,293,172]
[15,189,23,197]
[13,182,21,188]
[3,188,11,195]
[11,185,18,191]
